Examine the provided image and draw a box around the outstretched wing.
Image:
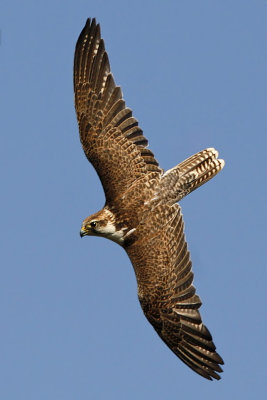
[126,204,223,380]
[74,19,162,203]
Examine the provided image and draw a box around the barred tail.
[156,148,225,204]
[177,148,225,195]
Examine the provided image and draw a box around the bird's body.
[74,18,225,380]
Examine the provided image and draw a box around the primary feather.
[74,18,225,380]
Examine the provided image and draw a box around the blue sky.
[1,1,266,399]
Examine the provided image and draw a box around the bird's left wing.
[74,19,162,203]
[125,203,224,380]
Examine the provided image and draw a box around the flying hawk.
[74,18,225,380]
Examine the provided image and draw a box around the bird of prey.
[74,18,225,380]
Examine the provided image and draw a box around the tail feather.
[179,148,225,195]
[178,148,219,173]
[156,148,225,204]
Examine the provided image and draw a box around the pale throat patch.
[99,208,126,245]
[99,221,125,245]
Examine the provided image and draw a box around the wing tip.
[77,17,99,45]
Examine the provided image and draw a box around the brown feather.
[126,204,224,380]
[74,18,162,203]
[74,19,225,380]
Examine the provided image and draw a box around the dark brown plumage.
[74,18,225,380]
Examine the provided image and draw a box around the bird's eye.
[90,221,97,228]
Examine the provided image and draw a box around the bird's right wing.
[125,203,223,380]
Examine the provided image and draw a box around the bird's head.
[80,208,124,245]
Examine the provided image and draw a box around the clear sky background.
[1,1,266,399]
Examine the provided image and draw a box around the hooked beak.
[80,226,88,238]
